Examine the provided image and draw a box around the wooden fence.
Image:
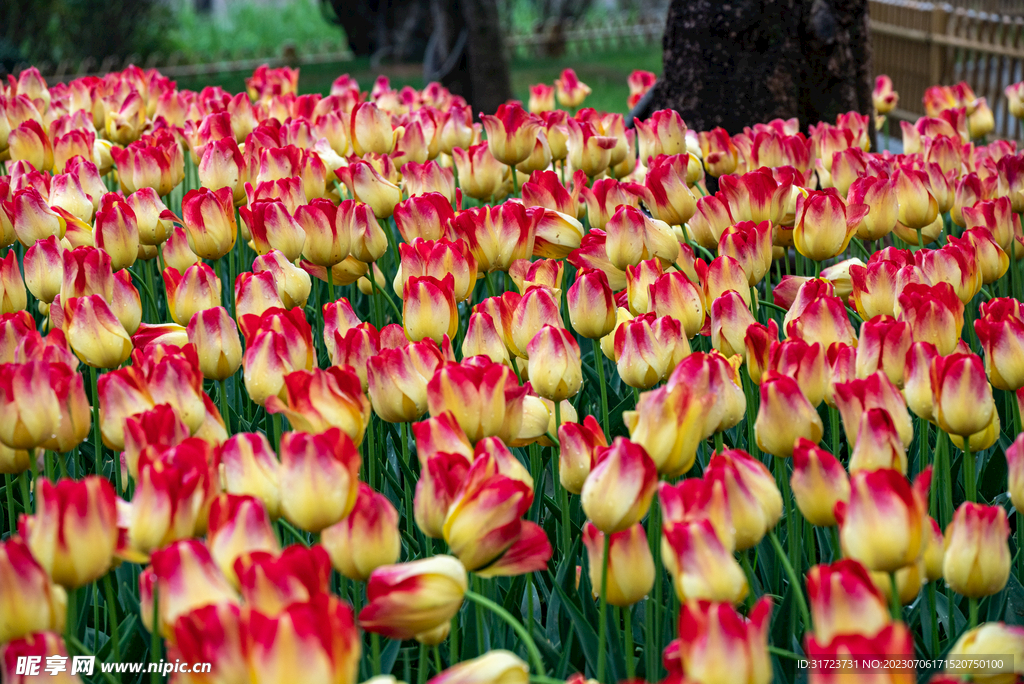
[870,0,1024,140]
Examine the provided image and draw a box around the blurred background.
[0,0,668,114]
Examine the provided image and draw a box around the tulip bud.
[526,325,582,402]
[338,160,402,220]
[367,340,445,423]
[182,186,237,261]
[806,559,891,644]
[623,383,704,478]
[791,439,850,527]
[754,371,824,457]
[582,522,654,607]
[614,313,688,389]
[63,294,133,368]
[0,538,67,643]
[358,555,467,640]
[206,494,280,586]
[836,468,926,573]
[849,407,907,474]
[427,357,528,444]
[322,482,401,581]
[510,285,563,359]
[605,205,679,271]
[557,415,606,495]
[943,502,1010,598]
[278,428,360,533]
[23,235,63,305]
[581,437,657,534]
[931,353,996,437]
[675,597,773,684]
[184,306,242,381]
[95,193,140,271]
[705,449,783,550]
[834,371,914,449]
[856,316,912,387]
[221,432,281,519]
[139,539,239,639]
[240,199,306,262]
[266,366,370,444]
[768,338,828,406]
[403,274,458,344]
[20,476,117,589]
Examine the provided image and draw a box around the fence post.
[929,5,949,86]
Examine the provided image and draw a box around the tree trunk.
[324,0,512,114]
[644,0,873,137]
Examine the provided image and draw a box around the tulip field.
[3,61,1024,684]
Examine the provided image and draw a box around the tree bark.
[644,0,873,136]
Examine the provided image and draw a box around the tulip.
[461,312,509,366]
[939,501,1011,601]
[266,367,370,443]
[527,325,582,402]
[581,178,643,233]
[206,494,280,586]
[443,455,550,575]
[581,437,657,534]
[164,262,222,326]
[277,428,360,533]
[393,193,455,243]
[509,258,564,294]
[856,316,911,390]
[663,517,749,604]
[931,352,995,437]
[754,371,824,457]
[793,188,869,262]
[182,186,237,261]
[241,199,306,262]
[704,449,783,550]
[0,538,67,644]
[581,522,654,607]
[566,118,617,178]
[94,193,140,271]
[220,432,281,520]
[426,357,528,444]
[623,383,705,477]
[675,597,773,684]
[665,351,747,439]
[481,103,542,166]
[161,227,200,274]
[698,127,740,177]
[975,302,1024,391]
[9,187,63,246]
[896,282,964,356]
[0,632,83,684]
[235,271,284,319]
[0,361,61,451]
[835,468,926,573]
[8,120,53,172]
[744,320,779,385]
[365,340,444,423]
[63,294,133,369]
[604,205,679,271]
[648,270,703,339]
[23,235,63,305]
[805,559,891,644]
[963,196,1019,252]
[18,476,116,589]
[848,408,907,474]
[614,313,688,389]
[451,143,505,201]
[358,555,467,640]
[557,415,606,495]
[719,220,772,286]
[123,404,190,481]
[768,338,828,406]
[687,193,735,249]
[893,165,939,232]
[848,176,898,241]
[450,202,540,274]
[833,371,914,449]
[349,101,396,156]
[234,544,332,615]
[403,274,458,344]
[791,439,850,527]
[138,539,238,639]
[239,307,314,405]
[635,109,688,162]
[168,603,248,684]
[805,621,917,683]
[946,623,1024,684]
[320,482,400,582]
[398,239,476,304]
[252,250,311,309]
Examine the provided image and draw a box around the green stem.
[401,421,415,542]
[4,474,15,535]
[464,589,547,677]
[622,606,635,678]
[829,406,840,462]
[916,227,924,250]
[370,269,403,321]
[927,581,939,655]
[150,583,161,684]
[767,530,812,632]
[596,533,611,683]
[417,641,429,684]
[66,586,77,651]
[554,402,572,558]
[218,378,231,434]
[963,440,976,502]
[450,614,460,664]
[272,413,282,455]
[327,264,335,304]
[509,164,519,197]
[103,572,121,662]
[434,644,443,673]
[969,596,979,629]
[1018,510,1024,584]
[889,572,901,620]
[67,636,120,684]
[740,550,757,607]
[214,257,228,311]
[89,365,103,481]
[592,339,610,437]
[714,432,724,454]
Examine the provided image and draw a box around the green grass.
[173,45,662,115]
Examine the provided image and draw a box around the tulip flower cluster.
[1,61,1024,684]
